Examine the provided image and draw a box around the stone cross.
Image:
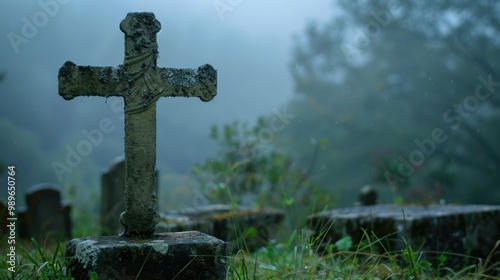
[58,12,217,237]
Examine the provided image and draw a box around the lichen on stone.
[164,68,197,88]
[147,241,169,254]
[74,239,99,269]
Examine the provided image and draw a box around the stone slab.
[308,204,500,267]
[65,231,227,280]
[158,204,284,251]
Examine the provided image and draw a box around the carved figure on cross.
[58,12,217,237]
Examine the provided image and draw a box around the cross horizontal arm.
[157,64,217,102]
[58,61,129,100]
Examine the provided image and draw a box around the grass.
[226,227,500,280]
[1,219,500,279]
[0,232,71,280]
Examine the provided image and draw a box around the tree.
[284,0,500,205]
[192,118,332,228]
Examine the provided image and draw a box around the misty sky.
[0,1,334,193]
[2,1,332,119]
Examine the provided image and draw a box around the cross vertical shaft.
[58,12,217,237]
[122,105,158,236]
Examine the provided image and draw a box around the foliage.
[63,182,100,238]
[401,239,432,279]
[1,224,499,279]
[192,117,333,228]
[227,227,500,279]
[0,234,71,280]
[285,0,500,205]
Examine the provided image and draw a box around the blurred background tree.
[283,0,500,205]
[193,118,332,228]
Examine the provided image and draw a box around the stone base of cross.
[59,12,227,279]
[66,232,227,279]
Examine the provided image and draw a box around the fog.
[0,1,331,200]
[2,1,499,208]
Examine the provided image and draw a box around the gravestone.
[158,204,285,252]
[309,204,500,269]
[60,12,227,279]
[17,184,72,241]
[357,185,377,206]
[100,157,284,251]
[100,156,159,235]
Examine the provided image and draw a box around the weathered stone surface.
[58,12,217,238]
[65,231,227,280]
[309,204,500,267]
[60,12,226,279]
[100,157,126,236]
[100,156,159,235]
[158,204,285,251]
[357,185,377,206]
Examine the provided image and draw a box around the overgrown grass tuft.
[1,228,499,279]
[0,232,70,280]
[226,224,500,280]
[1,210,500,279]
